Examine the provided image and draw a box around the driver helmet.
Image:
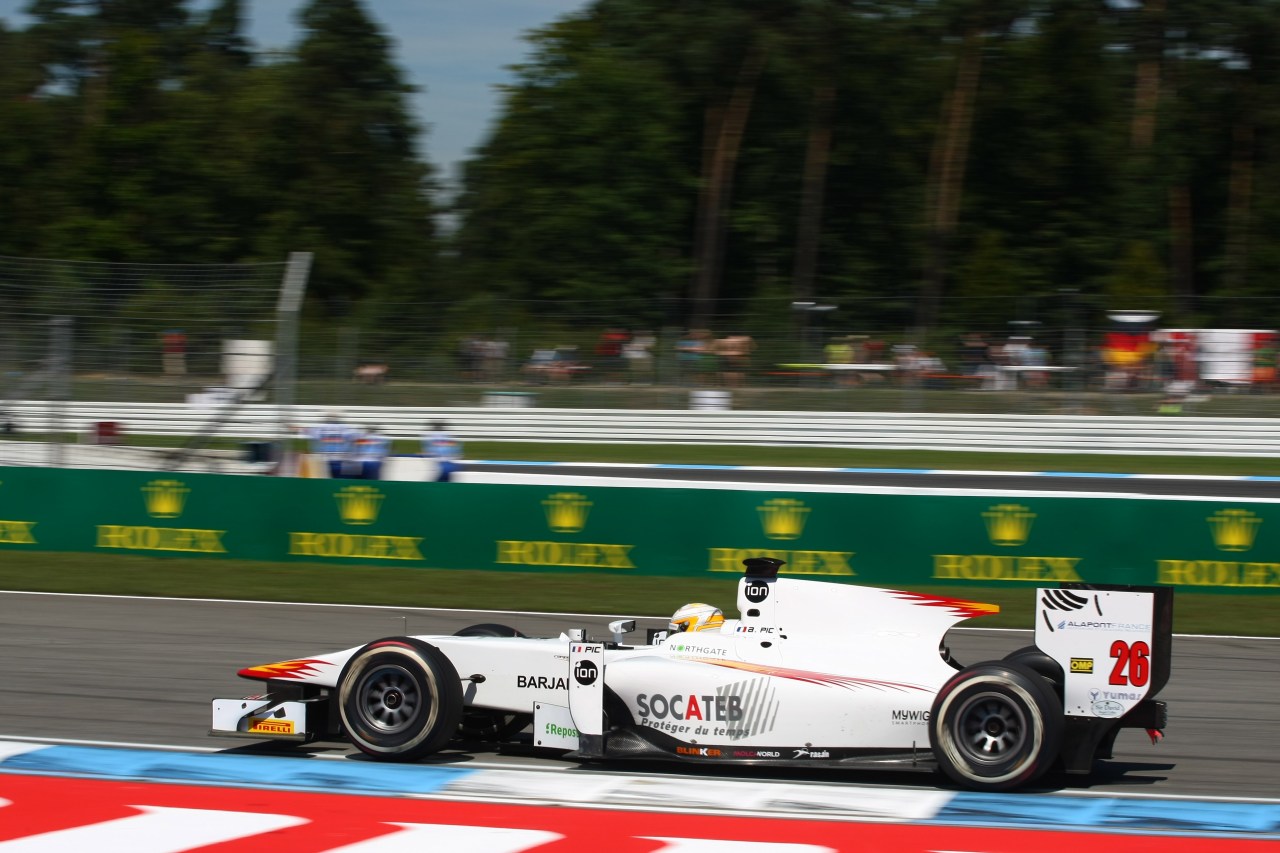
[668,602,725,634]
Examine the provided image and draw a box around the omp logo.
[143,479,189,519]
[1070,657,1094,674]
[247,718,295,735]
[335,486,384,526]
[1208,508,1261,552]
[543,492,591,533]
[758,498,810,541]
[983,503,1035,546]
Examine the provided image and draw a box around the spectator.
[423,420,463,482]
[595,328,629,382]
[161,329,187,376]
[352,426,392,480]
[624,330,656,384]
[301,412,359,478]
[675,329,706,385]
[959,333,988,376]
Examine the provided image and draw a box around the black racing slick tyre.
[929,661,1063,791]
[338,638,464,761]
[454,623,525,638]
[452,623,531,741]
[1003,645,1064,700]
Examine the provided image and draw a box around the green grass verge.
[3,551,1274,637]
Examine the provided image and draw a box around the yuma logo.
[543,492,591,533]
[335,486,384,526]
[758,498,810,541]
[143,479,189,519]
[1208,508,1261,552]
[1070,657,1094,674]
[891,709,930,724]
[983,504,1035,547]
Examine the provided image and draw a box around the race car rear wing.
[1035,583,1174,718]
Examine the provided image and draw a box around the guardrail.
[5,400,1280,456]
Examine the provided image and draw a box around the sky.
[0,0,589,185]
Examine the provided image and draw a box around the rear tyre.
[1003,645,1064,699]
[929,661,1063,791]
[453,623,531,741]
[454,623,525,638]
[338,638,463,760]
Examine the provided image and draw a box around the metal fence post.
[275,252,312,450]
[47,316,72,466]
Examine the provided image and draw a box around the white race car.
[211,558,1172,791]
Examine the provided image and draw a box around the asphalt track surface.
[467,461,1280,498]
[1,591,1275,800]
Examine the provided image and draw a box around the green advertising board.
[0,466,1275,593]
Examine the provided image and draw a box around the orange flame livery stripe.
[890,590,999,619]
[237,658,332,681]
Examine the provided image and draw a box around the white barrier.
[4,401,1280,456]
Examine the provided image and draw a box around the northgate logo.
[290,486,423,560]
[0,481,37,545]
[932,503,1083,582]
[97,479,226,554]
[1158,508,1279,588]
[496,492,635,569]
[708,498,853,575]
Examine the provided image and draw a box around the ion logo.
[573,659,598,686]
[744,582,770,603]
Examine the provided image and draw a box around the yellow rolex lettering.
[96,525,226,554]
[706,548,852,575]
[932,554,1082,582]
[598,543,635,569]
[394,537,424,560]
[788,550,819,574]
[0,520,37,544]
[495,540,633,569]
[1042,557,1083,581]
[707,548,747,572]
[289,532,422,561]
[1157,559,1280,588]
[496,540,527,564]
[290,532,318,556]
[932,555,964,579]
[813,551,854,576]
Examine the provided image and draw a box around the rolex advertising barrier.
[0,466,1275,593]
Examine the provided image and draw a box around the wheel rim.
[953,691,1028,764]
[356,664,426,733]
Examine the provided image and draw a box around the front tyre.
[929,661,1063,791]
[339,638,463,761]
